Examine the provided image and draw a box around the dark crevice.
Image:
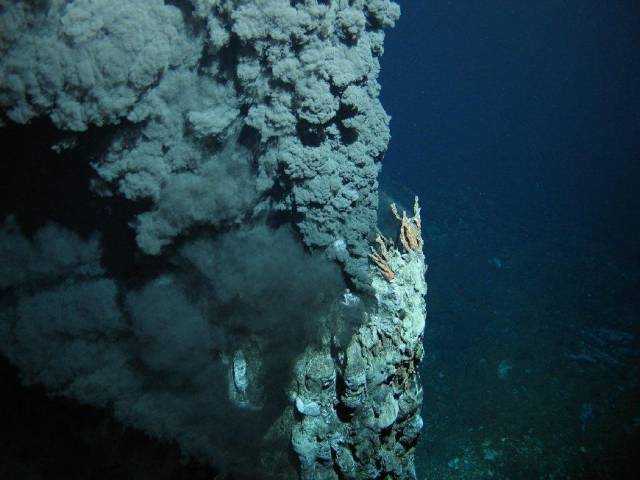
[297,119,325,146]
[237,122,262,153]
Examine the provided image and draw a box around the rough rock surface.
[286,200,427,479]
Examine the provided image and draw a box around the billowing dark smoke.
[0,0,402,476]
[0,218,345,470]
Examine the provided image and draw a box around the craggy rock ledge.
[286,198,427,479]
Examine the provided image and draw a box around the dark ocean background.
[380,1,640,478]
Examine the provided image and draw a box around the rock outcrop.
[287,198,427,479]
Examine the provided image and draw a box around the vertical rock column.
[290,198,427,479]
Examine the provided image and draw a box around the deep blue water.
[382,0,640,237]
[380,1,640,477]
